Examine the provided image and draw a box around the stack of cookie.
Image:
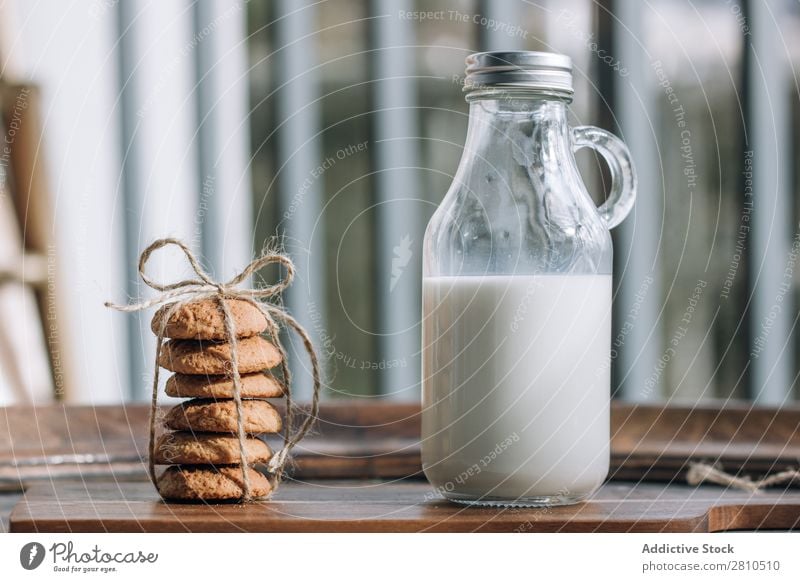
[150,298,284,502]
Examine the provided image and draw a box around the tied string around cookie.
[105,238,321,502]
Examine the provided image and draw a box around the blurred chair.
[0,81,74,403]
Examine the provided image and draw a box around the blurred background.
[0,0,798,405]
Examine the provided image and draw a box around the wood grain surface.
[9,479,800,533]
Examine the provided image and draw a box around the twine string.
[217,295,252,500]
[687,462,800,493]
[105,238,321,501]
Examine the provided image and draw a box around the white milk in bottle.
[422,275,611,505]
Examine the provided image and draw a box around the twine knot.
[106,238,321,501]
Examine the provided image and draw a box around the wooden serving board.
[9,479,800,533]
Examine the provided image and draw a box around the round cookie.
[164,399,283,434]
[157,465,272,501]
[151,298,268,340]
[153,432,273,465]
[165,372,283,399]
[158,336,281,375]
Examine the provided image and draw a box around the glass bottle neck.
[465,96,569,138]
[459,97,573,177]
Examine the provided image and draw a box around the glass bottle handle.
[571,126,637,229]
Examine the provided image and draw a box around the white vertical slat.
[118,0,200,401]
[613,2,664,401]
[746,0,793,404]
[370,1,422,399]
[478,0,524,51]
[194,0,253,277]
[5,0,128,403]
[274,0,326,400]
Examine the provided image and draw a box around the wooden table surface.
[9,479,800,533]
[3,401,800,533]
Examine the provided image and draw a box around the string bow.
[106,238,321,501]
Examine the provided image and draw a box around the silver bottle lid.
[464,51,573,96]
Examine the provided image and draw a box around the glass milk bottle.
[421,52,636,507]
